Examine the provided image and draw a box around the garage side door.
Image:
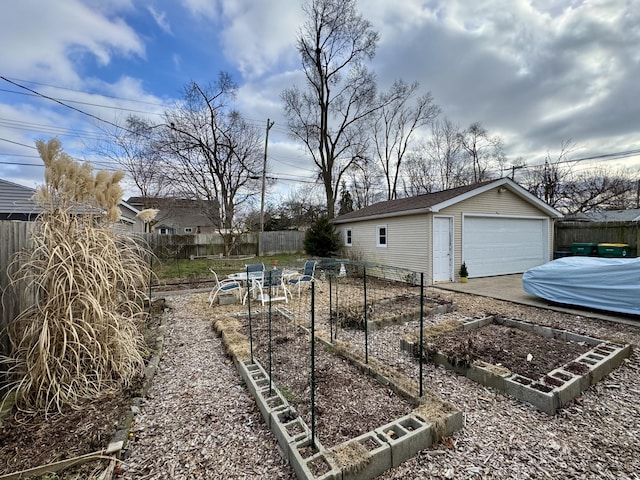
[462,216,547,277]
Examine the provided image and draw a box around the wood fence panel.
[259,231,305,256]
[0,221,34,361]
[555,221,639,254]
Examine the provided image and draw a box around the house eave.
[333,207,433,224]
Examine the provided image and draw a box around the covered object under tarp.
[522,257,640,315]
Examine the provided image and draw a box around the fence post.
[419,272,424,397]
[329,274,333,341]
[247,265,254,363]
[310,281,316,449]
[268,271,273,393]
[363,265,368,365]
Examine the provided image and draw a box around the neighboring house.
[126,197,220,234]
[0,178,42,220]
[333,178,563,283]
[569,209,640,223]
[0,178,145,233]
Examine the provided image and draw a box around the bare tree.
[457,122,506,182]
[564,166,636,214]
[345,158,385,209]
[282,0,381,218]
[523,139,576,211]
[372,80,440,200]
[93,115,169,203]
[402,148,438,196]
[427,117,466,190]
[158,74,262,254]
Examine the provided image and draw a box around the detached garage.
[333,178,562,283]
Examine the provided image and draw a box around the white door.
[463,216,547,277]
[433,217,452,282]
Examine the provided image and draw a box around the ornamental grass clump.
[2,139,152,414]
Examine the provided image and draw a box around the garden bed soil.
[245,312,415,448]
[424,323,593,379]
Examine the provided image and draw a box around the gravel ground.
[118,284,640,480]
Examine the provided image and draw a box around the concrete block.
[376,415,432,468]
[290,438,340,480]
[504,376,557,414]
[468,361,510,391]
[270,408,310,452]
[218,293,238,305]
[338,432,392,480]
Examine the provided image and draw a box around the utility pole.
[260,118,275,232]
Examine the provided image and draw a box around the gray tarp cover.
[522,256,640,315]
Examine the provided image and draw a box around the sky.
[1,0,639,205]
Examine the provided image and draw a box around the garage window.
[376,225,387,248]
[345,228,352,246]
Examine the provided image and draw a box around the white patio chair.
[287,260,317,297]
[255,269,289,306]
[208,268,243,306]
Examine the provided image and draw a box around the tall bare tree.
[372,80,440,200]
[523,139,576,210]
[158,74,262,253]
[427,117,466,190]
[93,115,169,204]
[457,122,505,182]
[282,0,381,218]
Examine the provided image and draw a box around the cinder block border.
[409,315,632,414]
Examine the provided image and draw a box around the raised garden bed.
[334,294,455,332]
[225,307,463,479]
[401,315,632,414]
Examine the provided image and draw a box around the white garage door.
[462,216,547,277]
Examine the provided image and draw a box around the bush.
[304,216,340,257]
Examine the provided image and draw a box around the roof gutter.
[332,207,433,224]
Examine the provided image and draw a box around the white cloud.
[0,0,145,85]
[147,6,173,35]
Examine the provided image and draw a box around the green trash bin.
[571,242,598,256]
[597,243,630,257]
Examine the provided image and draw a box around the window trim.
[376,224,388,248]
[184,227,193,234]
[345,228,352,246]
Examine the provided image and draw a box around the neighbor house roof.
[333,177,563,224]
[0,178,41,219]
[577,208,640,222]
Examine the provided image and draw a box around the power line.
[0,76,138,135]
[1,76,170,108]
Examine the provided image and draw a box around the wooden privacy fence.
[555,221,639,255]
[138,230,305,258]
[1,221,34,363]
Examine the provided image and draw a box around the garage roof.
[333,178,563,224]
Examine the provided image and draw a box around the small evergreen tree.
[304,216,341,257]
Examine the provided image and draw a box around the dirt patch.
[245,311,414,448]
[425,323,592,379]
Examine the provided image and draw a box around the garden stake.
[247,265,254,363]
[364,265,368,365]
[268,271,273,394]
[419,272,424,397]
[329,274,333,341]
[310,281,316,450]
